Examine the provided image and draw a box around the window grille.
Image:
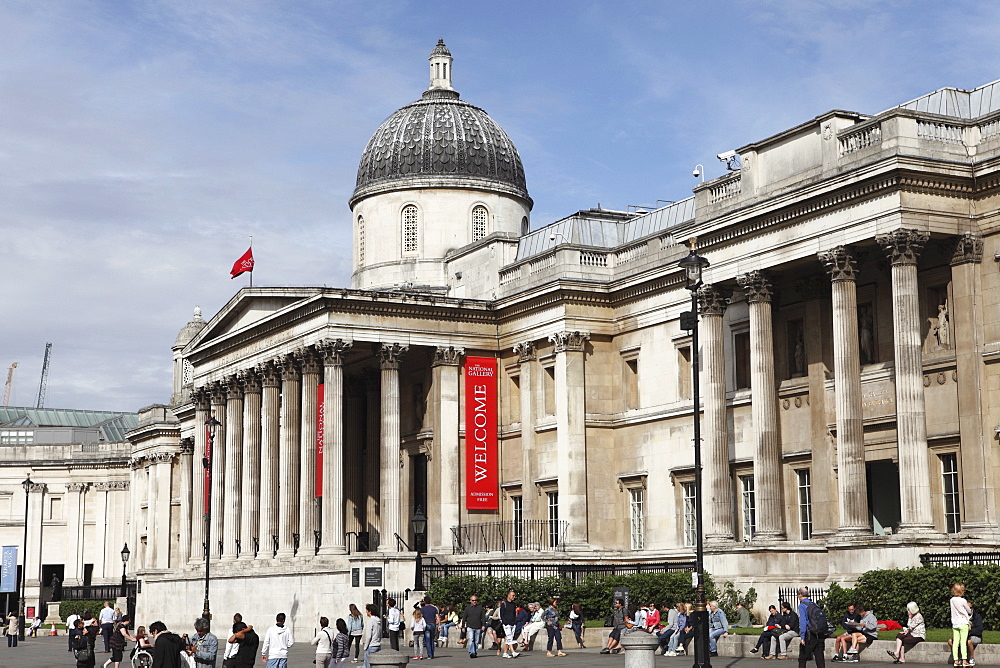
[547,492,560,548]
[682,483,697,547]
[358,216,365,265]
[797,469,813,540]
[740,475,756,541]
[472,205,488,242]
[629,487,645,550]
[942,454,961,533]
[402,205,418,253]
[512,496,523,549]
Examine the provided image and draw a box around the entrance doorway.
[866,460,901,534]
[412,454,428,552]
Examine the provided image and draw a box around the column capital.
[151,452,175,465]
[549,331,590,353]
[180,437,195,455]
[876,228,929,266]
[128,457,145,470]
[25,482,47,494]
[209,382,227,406]
[951,232,984,266]
[225,376,244,400]
[239,368,261,394]
[432,346,464,367]
[818,245,859,282]
[192,387,211,410]
[66,482,89,492]
[297,348,322,376]
[377,343,409,370]
[513,341,536,363]
[697,284,731,316]
[318,339,353,366]
[94,481,129,491]
[276,355,300,381]
[737,270,773,303]
[258,361,281,388]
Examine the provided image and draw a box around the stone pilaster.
[299,350,322,556]
[950,233,997,532]
[514,341,537,533]
[95,481,110,577]
[151,453,174,569]
[697,285,735,542]
[317,339,352,555]
[877,228,934,531]
[25,483,47,588]
[377,343,408,551]
[818,246,870,535]
[276,355,302,558]
[128,458,144,569]
[239,371,262,559]
[190,389,209,564]
[65,483,88,585]
[549,330,590,549]
[364,370,380,547]
[208,383,227,560]
[257,363,281,559]
[432,345,464,552]
[222,378,244,561]
[178,439,193,564]
[737,271,785,539]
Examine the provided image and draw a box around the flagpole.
[249,236,253,288]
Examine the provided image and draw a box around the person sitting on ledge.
[749,605,780,657]
[708,601,729,657]
[731,603,752,629]
[832,604,861,662]
[844,604,877,662]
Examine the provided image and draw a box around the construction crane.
[3,362,17,406]
[35,343,52,409]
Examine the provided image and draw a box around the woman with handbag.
[347,604,364,663]
[542,598,568,657]
[569,603,585,649]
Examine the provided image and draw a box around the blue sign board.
[0,546,17,593]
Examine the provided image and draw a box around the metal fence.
[63,582,138,601]
[451,521,568,554]
[776,586,826,606]
[919,552,1000,567]
[419,560,696,589]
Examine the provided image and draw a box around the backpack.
[806,602,835,638]
[74,634,93,662]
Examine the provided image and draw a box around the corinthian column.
[877,228,934,531]
[65,483,87,585]
[299,350,322,555]
[698,285,734,542]
[257,363,281,559]
[432,346,463,552]
[818,246,870,534]
[179,440,193,564]
[276,355,302,558]
[209,384,227,560]
[318,339,352,555]
[24,483,46,588]
[221,378,243,561]
[737,271,785,539]
[377,343,408,552]
[190,390,208,564]
[239,370,262,559]
[513,341,537,538]
[550,330,590,549]
[151,453,173,569]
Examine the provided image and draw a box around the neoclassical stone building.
[131,43,1000,630]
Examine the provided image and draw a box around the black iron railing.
[920,552,1000,566]
[418,560,696,589]
[451,520,569,554]
[776,586,826,606]
[63,582,137,601]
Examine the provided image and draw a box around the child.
[411,609,426,660]
[950,583,973,668]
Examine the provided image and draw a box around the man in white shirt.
[66,611,80,652]
[261,613,294,668]
[385,598,401,650]
[98,601,116,653]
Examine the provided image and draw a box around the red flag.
[230,247,254,278]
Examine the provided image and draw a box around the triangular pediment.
[186,287,324,352]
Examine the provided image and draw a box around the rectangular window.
[512,496,523,549]
[740,475,756,541]
[508,374,521,424]
[49,497,62,520]
[624,358,639,410]
[734,332,751,390]
[941,454,961,534]
[547,491,559,548]
[797,469,813,540]
[682,482,697,547]
[629,487,645,550]
[543,365,555,416]
[677,346,692,400]
[0,430,33,445]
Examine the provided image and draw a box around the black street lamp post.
[679,242,711,668]
[120,544,130,599]
[411,507,427,591]
[19,475,31,642]
[203,414,221,622]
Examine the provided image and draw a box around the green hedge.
[427,572,737,621]
[822,565,1000,630]
[59,601,107,621]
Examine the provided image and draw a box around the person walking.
[461,594,487,658]
[796,587,826,668]
[542,598,567,658]
[385,598,401,651]
[950,583,973,668]
[5,611,18,647]
[75,619,100,668]
[411,609,426,660]
[190,618,219,668]
[149,621,187,668]
[311,617,335,668]
[569,603,585,649]
[499,590,520,658]
[887,602,924,664]
[261,613,294,668]
[347,604,363,663]
[362,604,382,668]
[419,598,439,660]
[104,615,135,668]
[99,601,117,653]
[332,619,350,666]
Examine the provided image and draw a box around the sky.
[3,0,1000,413]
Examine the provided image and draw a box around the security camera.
[549,233,556,242]
[717,150,737,162]
[692,167,701,178]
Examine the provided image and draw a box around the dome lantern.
[428,38,454,93]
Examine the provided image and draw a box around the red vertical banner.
[464,356,498,510]
[316,383,324,498]
[203,423,212,514]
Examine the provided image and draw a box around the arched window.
[357,216,365,265]
[402,205,419,253]
[521,216,530,236]
[472,205,488,242]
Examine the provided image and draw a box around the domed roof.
[173,306,206,349]
[351,42,530,208]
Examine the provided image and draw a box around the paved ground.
[0,635,830,668]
